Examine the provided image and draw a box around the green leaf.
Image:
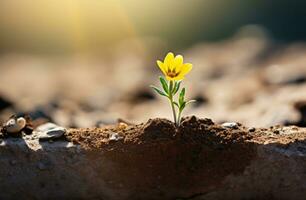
[159,76,169,94]
[179,88,185,105]
[173,81,181,95]
[150,85,168,97]
[179,101,186,111]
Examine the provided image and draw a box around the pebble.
[109,132,123,141]
[35,123,66,140]
[5,117,26,133]
[118,122,128,130]
[221,122,238,128]
[249,127,256,132]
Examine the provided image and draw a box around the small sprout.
[151,52,195,127]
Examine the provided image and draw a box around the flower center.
[167,69,180,78]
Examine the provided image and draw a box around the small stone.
[35,123,66,140]
[5,117,26,134]
[221,122,238,128]
[249,127,256,132]
[109,132,123,141]
[118,122,128,130]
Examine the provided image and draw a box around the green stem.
[177,110,182,127]
[169,81,177,126]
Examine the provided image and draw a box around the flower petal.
[179,63,192,76]
[172,74,185,81]
[157,60,167,75]
[164,52,175,70]
[173,55,183,70]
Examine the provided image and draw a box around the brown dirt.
[66,116,253,149]
[251,125,306,145]
[65,116,256,199]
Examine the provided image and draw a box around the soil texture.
[66,116,255,199]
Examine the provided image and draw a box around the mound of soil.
[65,116,255,199]
[66,116,252,148]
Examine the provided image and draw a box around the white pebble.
[35,123,66,140]
[109,132,123,141]
[5,117,26,133]
[221,122,238,128]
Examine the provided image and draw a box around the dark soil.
[66,116,256,199]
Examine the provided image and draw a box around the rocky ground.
[1,116,306,200]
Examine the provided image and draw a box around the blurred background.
[1,0,306,53]
[1,0,306,128]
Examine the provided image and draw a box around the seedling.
[151,52,195,126]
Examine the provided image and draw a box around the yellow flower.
[157,52,192,81]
